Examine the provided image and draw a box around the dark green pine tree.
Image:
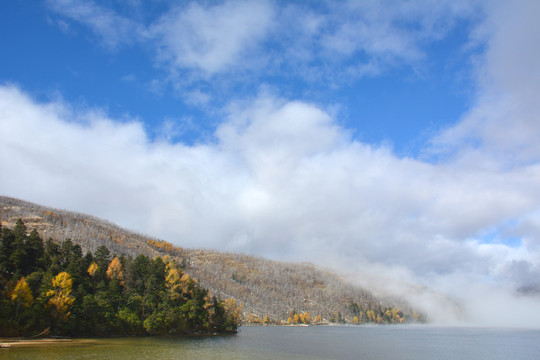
[42,237,61,274]
[25,229,44,273]
[10,219,28,277]
[0,227,16,277]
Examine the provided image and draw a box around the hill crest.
[1,196,424,324]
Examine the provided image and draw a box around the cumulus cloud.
[2,83,540,288]
[432,0,540,164]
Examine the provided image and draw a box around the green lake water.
[3,325,540,359]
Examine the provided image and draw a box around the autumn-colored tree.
[353,315,359,324]
[46,272,75,321]
[106,256,124,284]
[179,273,195,295]
[11,277,34,307]
[87,261,98,277]
[146,239,182,255]
[296,312,312,324]
[223,298,243,324]
[11,277,34,322]
[248,314,261,323]
[165,261,182,301]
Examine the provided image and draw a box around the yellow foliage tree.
[106,257,124,284]
[46,272,75,321]
[223,298,243,324]
[180,273,191,292]
[366,310,376,322]
[390,307,402,323]
[353,315,359,324]
[11,277,34,308]
[87,262,99,277]
[165,262,182,300]
[146,239,181,254]
[314,314,322,324]
[248,314,261,323]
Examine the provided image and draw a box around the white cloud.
[2,84,540,280]
[150,1,275,76]
[432,0,540,164]
[2,81,540,324]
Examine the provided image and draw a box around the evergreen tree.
[0,227,15,276]
[25,229,44,273]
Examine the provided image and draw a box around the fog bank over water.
[340,260,540,328]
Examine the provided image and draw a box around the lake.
[3,325,540,359]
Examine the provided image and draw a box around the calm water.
[3,325,540,359]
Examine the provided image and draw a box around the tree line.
[0,219,239,337]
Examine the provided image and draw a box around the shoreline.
[0,338,94,348]
[0,332,235,348]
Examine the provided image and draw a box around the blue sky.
[2,0,540,326]
[1,0,475,153]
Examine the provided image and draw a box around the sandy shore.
[1,338,97,348]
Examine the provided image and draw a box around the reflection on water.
[3,325,540,360]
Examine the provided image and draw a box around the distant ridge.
[0,196,163,258]
[1,195,424,324]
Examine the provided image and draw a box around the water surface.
[3,325,539,359]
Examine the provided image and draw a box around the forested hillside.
[0,219,238,337]
[1,196,426,325]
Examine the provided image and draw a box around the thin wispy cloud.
[46,0,478,84]
[46,0,143,48]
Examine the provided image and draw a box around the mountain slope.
[1,196,423,324]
